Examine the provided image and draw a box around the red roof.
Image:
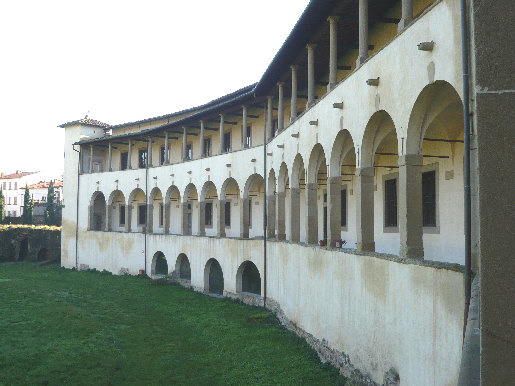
[0,171,38,180]
[59,116,110,128]
[23,181,63,190]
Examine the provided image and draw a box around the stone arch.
[200,181,218,202]
[107,190,126,232]
[199,181,218,236]
[204,258,224,295]
[329,130,356,178]
[307,143,327,184]
[164,185,181,234]
[289,154,306,242]
[220,177,240,201]
[183,183,198,202]
[361,110,398,169]
[243,174,264,238]
[175,253,191,280]
[128,188,146,232]
[148,187,163,234]
[406,80,463,155]
[276,162,289,240]
[182,183,198,236]
[236,260,261,295]
[291,153,306,189]
[277,162,289,193]
[219,177,241,237]
[151,251,168,276]
[306,144,327,243]
[89,191,106,231]
[267,169,276,193]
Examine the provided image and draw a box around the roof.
[59,116,111,129]
[23,181,63,190]
[0,171,38,180]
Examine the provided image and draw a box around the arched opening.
[204,258,224,295]
[19,238,29,260]
[307,144,327,244]
[89,191,106,231]
[267,169,277,238]
[37,247,52,262]
[220,178,241,238]
[149,187,163,234]
[199,181,219,237]
[243,174,265,238]
[277,162,289,240]
[151,251,168,276]
[128,188,146,233]
[290,154,306,242]
[175,253,191,280]
[236,260,261,295]
[183,183,199,236]
[164,185,181,234]
[107,190,126,232]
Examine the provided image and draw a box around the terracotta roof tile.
[0,171,38,180]
[23,181,63,190]
[59,116,110,128]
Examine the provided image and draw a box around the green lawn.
[0,263,347,385]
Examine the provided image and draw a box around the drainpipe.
[144,138,149,275]
[73,144,81,269]
[263,102,267,308]
[460,0,472,337]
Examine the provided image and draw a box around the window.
[8,197,11,204]
[341,188,347,227]
[138,149,147,168]
[248,198,252,228]
[120,152,128,170]
[160,146,167,165]
[159,203,164,227]
[204,138,211,157]
[422,170,436,227]
[225,201,231,227]
[384,178,398,228]
[245,126,252,148]
[186,143,192,160]
[2,182,5,190]
[9,182,11,190]
[224,132,231,153]
[205,202,213,227]
[138,204,146,225]
[42,196,46,202]
[14,182,17,189]
[13,211,16,217]
[14,197,17,205]
[119,205,126,226]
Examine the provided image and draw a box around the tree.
[21,186,33,225]
[0,189,4,224]
[45,181,58,226]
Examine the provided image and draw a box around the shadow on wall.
[0,226,61,262]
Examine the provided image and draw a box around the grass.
[0,263,348,385]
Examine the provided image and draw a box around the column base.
[277,233,286,240]
[327,82,337,92]
[356,55,368,67]
[357,242,375,252]
[199,231,206,237]
[397,17,413,33]
[400,246,424,259]
[217,232,226,238]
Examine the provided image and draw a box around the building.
[22,181,63,224]
[60,0,513,384]
[0,171,41,217]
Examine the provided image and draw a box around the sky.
[0,0,311,179]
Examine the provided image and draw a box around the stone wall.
[0,225,61,262]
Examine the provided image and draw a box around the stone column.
[356,0,369,67]
[89,145,94,173]
[267,96,273,140]
[305,183,318,244]
[198,201,206,236]
[398,0,413,32]
[164,201,170,234]
[277,83,284,132]
[267,194,276,238]
[398,154,424,258]
[128,139,132,169]
[125,204,131,232]
[290,65,298,122]
[164,132,169,164]
[105,205,111,231]
[327,176,342,245]
[108,142,112,171]
[306,44,316,109]
[199,120,205,157]
[290,187,301,242]
[182,127,187,161]
[219,114,225,154]
[240,197,249,238]
[327,16,339,91]
[147,138,152,167]
[146,203,154,234]
[276,191,286,240]
[242,106,248,148]
[217,199,226,237]
[355,167,375,251]
[181,202,189,235]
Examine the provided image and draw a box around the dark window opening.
[119,205,126,226]
[186,143,192,160]
[159,203,164,227]
[422,170,436,227]
[224,132,231,153]
[225,201,231,227]
[204,138,211,156]
[138,204,147,225]
[120,152,128,170]
[160,146,166,165]
[341,188,347,227]
[245,126,252,148]
[205,202,213,226]
[242,262,261,295]
[248,198,252,228]
[385,178,398,227]
[179,255,191,280]
[138,149,147,168]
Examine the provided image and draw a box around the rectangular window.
[224,132,231,153]
[138,204,147,225]
[205,202,213,226]
[138,149,147,168]
[245,126,252,148]
[341,188,347,227]
[384,178,398,228]
[159,203,164,227]
[248,198,252,228]
[120,152,128,170]
[9,182,12,190]
[204,138,211,157]
[42,196,46,202]
[186,143,192,160]
[14,182,17,190]
[2,182,5,190]
[422,170,437,227]
[225,201,231,227]
[13,210,16,217]
[14,197,17,205]
[119,205,126,226]
[8,197,11,204]
[160,146,168,165]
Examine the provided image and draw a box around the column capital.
[277,81,285,88]
[327,15,340,23]
[356,167,375,177]
[290,64,299,71]
[398,154,423,166]
[306,43,317,51]
[199,119,204,124]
